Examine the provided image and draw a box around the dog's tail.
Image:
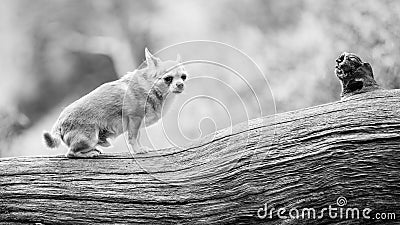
[43,127,61,149]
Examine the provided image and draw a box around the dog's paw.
[85,150,101,158]
[136,146,153,154]
[66,149,101,158]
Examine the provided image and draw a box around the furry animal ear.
[145,48,161,69]
[176,54,182,63]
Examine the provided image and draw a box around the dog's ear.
[176,54,182,63]
[145,48,161,69]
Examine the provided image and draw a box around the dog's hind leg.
[64,129,101,158]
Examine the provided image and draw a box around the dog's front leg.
[127,116,150,154]
[127,116,142,154]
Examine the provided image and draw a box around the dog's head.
[144,48,188,95]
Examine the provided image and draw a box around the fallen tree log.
[1,53,400,224]
[1,89,399,224]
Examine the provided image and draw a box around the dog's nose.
[177,82,184,89]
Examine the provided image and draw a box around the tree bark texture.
[1,89,399,224]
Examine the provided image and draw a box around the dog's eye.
[181,74,187,81]
[164,76,173,83]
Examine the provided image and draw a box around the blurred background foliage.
[1,0,399,157]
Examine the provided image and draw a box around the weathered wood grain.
[1,89,399,224]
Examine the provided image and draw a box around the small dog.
[43,48,187,158]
